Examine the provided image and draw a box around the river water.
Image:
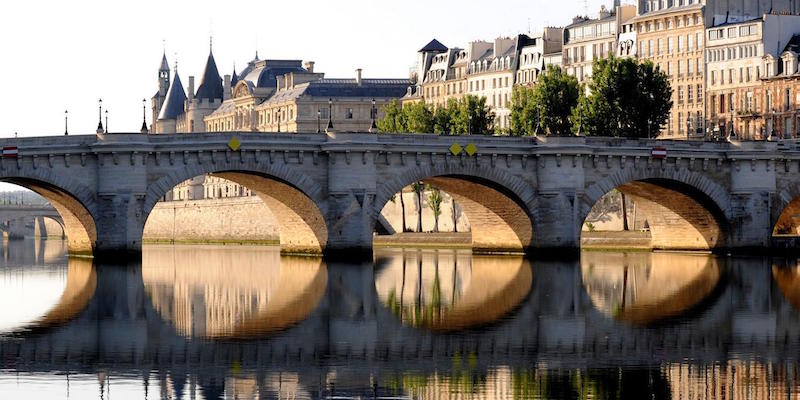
[1,239,800,399]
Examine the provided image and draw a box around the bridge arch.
[772,183,800,237]
[373,163,537,253]
[0,170,97,256]
[581,167,731,250]
[143,162,328,254]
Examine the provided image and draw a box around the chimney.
[188,76,195,102]
[356,68,362,86]
[276,75,285,91]
[223,74,231,100]
[305,61,315,73]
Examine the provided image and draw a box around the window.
[668,37,674,53]
[678,36,684,52]
[678,86,684,104]
[687,59,693,75]
[729,69,734,84]
[687,85,693,103]
[658,38,664,54]
[711,70,716,85]
[345,108,353,119]
[697,85,703,103]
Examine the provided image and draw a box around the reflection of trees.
[385,250,456,328]
[384,365,671,400]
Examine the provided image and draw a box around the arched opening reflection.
[581,179,728,251]
[773,259,800,310]
[581,252,721,325]
[0,181,95,256]
[144,172,327,255]
[374,174,536,254]
[142,245,326,339]
[0,255,95,334]
[374,248,532,330]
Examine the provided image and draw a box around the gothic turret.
[194,50,223,101]
[151,52,172,130]
[155,69,186,133]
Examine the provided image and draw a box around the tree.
[411,182,425,232]
[390,191,408,232]
[455,95,494,135]
[377,99,407,133]
[512,66,579,136]
[576,57,672,137]
[427,186,443,233]
[404,101,434,133]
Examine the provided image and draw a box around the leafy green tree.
[427,186,443,233]
[404,101,435,133]
[512,66,579,136]
[455,95,494,135]
[377,99,407,133]
[576,57,672,137]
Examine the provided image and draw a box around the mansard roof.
[419,39,448,53]
[242,60,306,88]
[260,79,411,106]
[195,51,224,101]
[783,35,800,55]
[158,71,187,120]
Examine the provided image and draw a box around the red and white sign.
[651,147,667,159]
[2,147,18,158]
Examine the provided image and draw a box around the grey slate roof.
[158,71,186,120]
[230,66,239,87]
[159,53,169,71]
[785,35,800,54]
[261,79,411,106]
[243,63,306,88]
[419,39,448,53]
[195,51,224,101]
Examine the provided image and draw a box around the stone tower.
[151,53,171,130]
[185,45,223,133]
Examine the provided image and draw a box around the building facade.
[563,3,637,83]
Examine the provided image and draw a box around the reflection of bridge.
[5,133,800,257]
[0,205,63,239]
[6,247,800,380]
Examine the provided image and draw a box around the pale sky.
[0,0,634,138]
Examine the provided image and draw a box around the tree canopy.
[511,66,579,136]
[574,57,672,138]
[378,95,494,135]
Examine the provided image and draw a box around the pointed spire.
[195,46,223,101]
[158,70,187,120]
[231,64,239,87]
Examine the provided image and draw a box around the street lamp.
[468,114,472,135]
[104,110,109,134]
[326,98,334,131]
[277,109,281,133]
[64,110,68,136]
[534,105,542,137]
[370,98,377,133]
[317,109,321,133]
[140,98,148,134]
[577,103,584,136]
[96,98,104,134]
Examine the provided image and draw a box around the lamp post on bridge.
[96,98,104,134]
[326,98,334,132]
[140,98,149,134]
[316,109,321,133]
[64,110,68,136]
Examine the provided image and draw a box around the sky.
[0,0,633,138]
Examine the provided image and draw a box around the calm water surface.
[2,240,800,399]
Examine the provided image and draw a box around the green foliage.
[575,57,672,137]
[376,99,407,133]
[511,66,579,136]
[377,96,494,135]
[404,101,434,133]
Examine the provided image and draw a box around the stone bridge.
[0,205,64,239]
[3,132,799,256]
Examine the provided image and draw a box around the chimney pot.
[188,76,195,101]
[356,68,362,86]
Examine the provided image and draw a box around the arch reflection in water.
[582,252,721,325]
[773,258,800,310]
[374,248,532,331]
[141,245,326,339]
[0,240,95,334]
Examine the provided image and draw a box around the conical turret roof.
[195,51,223,101]
[159,52,169,71]
[158,71,187,120]
[230,66,239,87]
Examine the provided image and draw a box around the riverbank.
[580,231,652,251]
[373,232,472,249]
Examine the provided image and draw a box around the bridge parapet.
[0,132,793,256]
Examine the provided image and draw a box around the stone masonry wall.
[143,197,279,244]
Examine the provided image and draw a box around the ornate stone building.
[761,35,800,139]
